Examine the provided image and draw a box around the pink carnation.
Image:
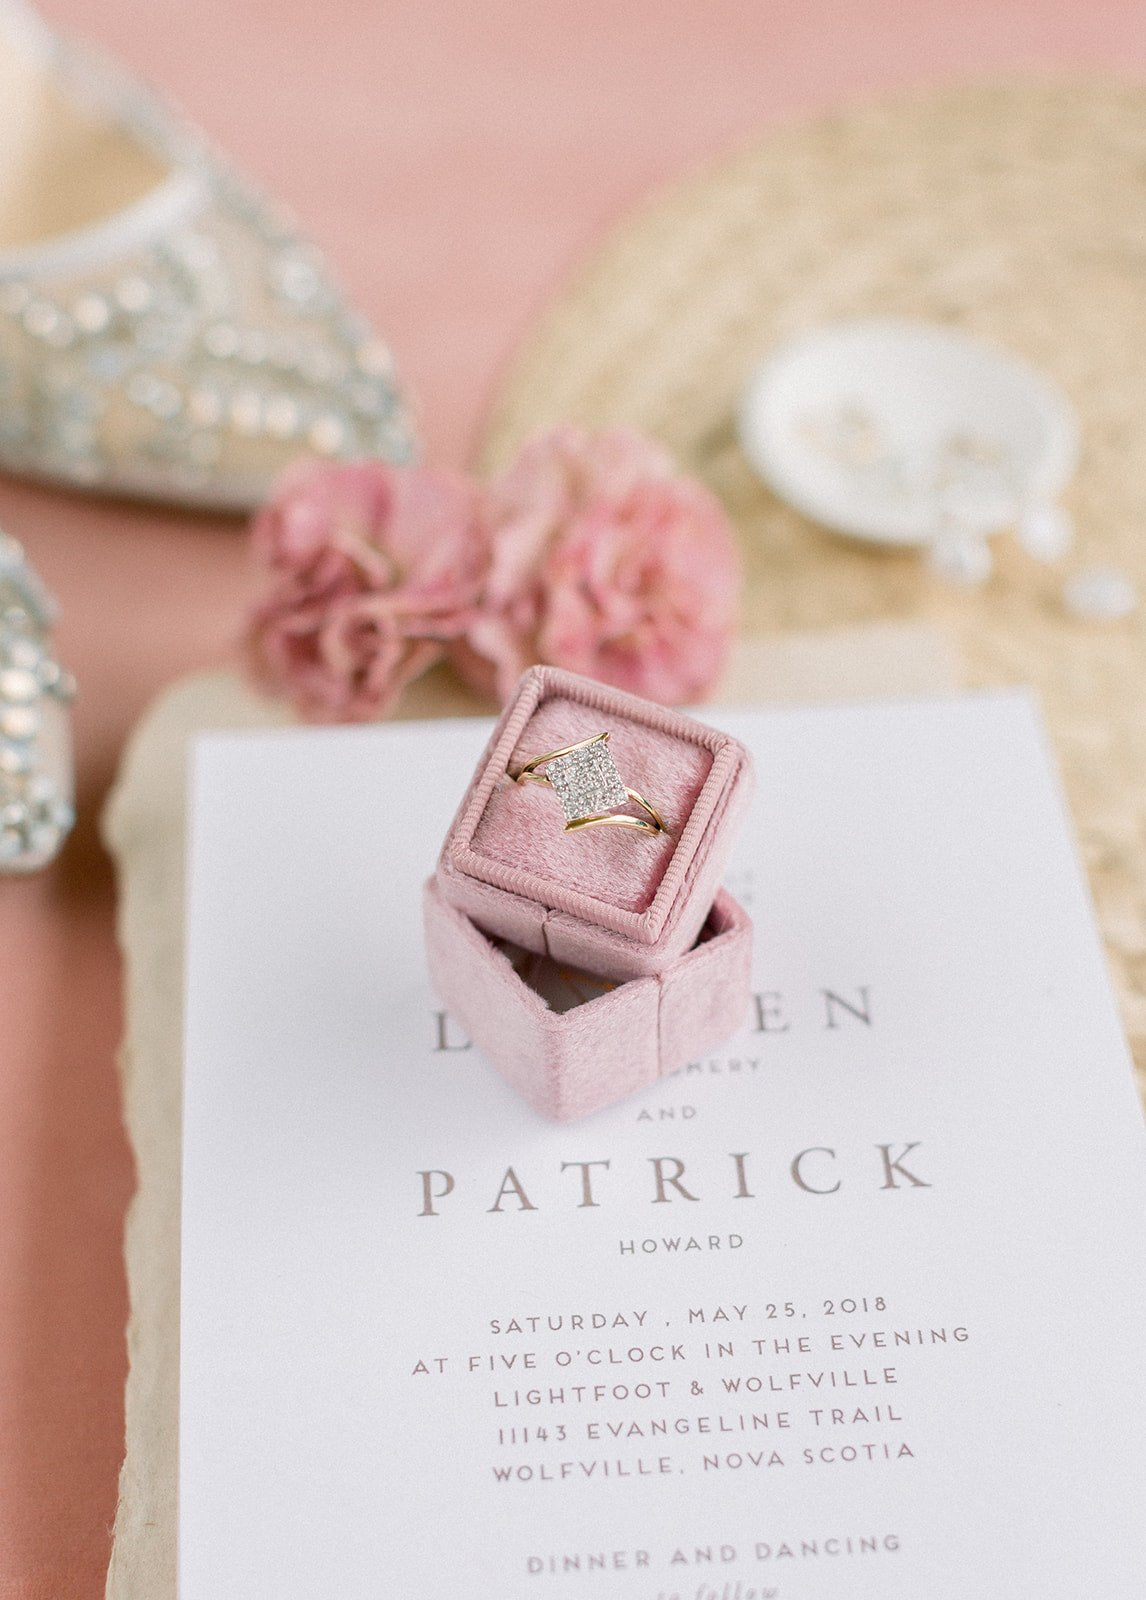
[245,458,484,720]
[454,425,740,705]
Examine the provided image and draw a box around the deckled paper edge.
[101,625,956,1599]
[102,673,290,1600]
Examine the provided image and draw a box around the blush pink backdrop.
[0,1,1141,1593]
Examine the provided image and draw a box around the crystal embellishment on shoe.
[0,2,415,509]
[0,529,75,871]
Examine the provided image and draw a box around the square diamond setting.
[546,737,628,824]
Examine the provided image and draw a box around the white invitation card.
[181,694,1146,1598]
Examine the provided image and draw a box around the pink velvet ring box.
[425,666,754,1119]
[423,879,753,1121]
[435,665,754,982]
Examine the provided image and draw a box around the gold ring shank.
[509,731,608,785]
[564,787,666,835]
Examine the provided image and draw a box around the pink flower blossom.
[455,425,740,704]
[245,458,485,720]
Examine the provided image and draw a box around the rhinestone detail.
[0,101,414,509]
[0,534,75,871]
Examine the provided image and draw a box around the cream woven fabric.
[479,81,1146,1080]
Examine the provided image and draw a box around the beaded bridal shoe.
[0,2,414,510]
[0,529,74,871]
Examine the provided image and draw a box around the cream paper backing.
[100,625,955,1597]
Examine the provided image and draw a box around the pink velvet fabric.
[423,878,752,1120]
[437,666,753,979]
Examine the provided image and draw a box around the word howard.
[416,1144,930,1217]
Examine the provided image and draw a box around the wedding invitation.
[180,694,1146,1598]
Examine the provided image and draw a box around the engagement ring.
[509,731,667,836]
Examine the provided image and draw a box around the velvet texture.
[437,665,753,980]
[423,879,752,1120]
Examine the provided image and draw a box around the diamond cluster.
[546,737,628,824]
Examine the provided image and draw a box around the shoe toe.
[0,165,417,512]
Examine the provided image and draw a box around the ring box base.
[423,877,752,1120]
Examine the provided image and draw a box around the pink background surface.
[0,2,1142,1593]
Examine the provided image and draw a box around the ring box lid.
[436,666,754,980]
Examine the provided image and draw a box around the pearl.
[4,638,42,670]
[308,414,347,454]
[275,251,322,306]
[1062,567,1138,621]
[72,293,112,334]
[0,667,39,704]
[927,530,994,586]
[1017,503,1074,562]
[23,301,61,340]
[0,704,41,742]
[264,396,301,439]
[0,742,33,776]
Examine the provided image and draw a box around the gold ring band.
[509,731,668,836]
